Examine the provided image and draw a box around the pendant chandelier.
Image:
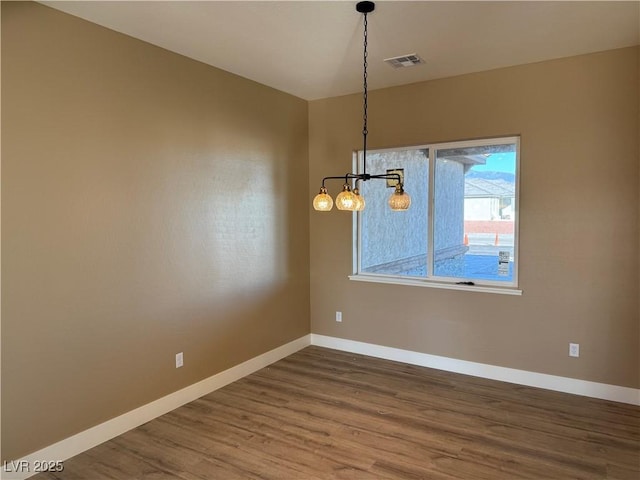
[313,1,411,212]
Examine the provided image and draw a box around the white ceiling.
[42,1,640,100]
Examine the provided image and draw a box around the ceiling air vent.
[384,54,424,68]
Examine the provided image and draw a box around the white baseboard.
[2,335,311,480]
[310,334,640,406]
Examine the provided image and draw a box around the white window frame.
[349,136,522,296]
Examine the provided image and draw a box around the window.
[354,137,519,292]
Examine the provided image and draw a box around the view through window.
[357,137,518,287]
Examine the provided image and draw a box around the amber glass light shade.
[388,183,411,210]
[336,184,357,211]
[353,188,365,211]
[313,186,334,211]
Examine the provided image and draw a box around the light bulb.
[336,184,356,211]
[389,183,411,210]
[313,186,333,211]
[353,188,365,211]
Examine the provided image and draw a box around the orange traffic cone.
[464,234,469,246]
[494,233,499,246]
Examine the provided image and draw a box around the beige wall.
[2,2,309,461]
[310,47,639,389]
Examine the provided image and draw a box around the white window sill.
[348,274,522,296]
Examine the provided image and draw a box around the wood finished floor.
[36,346,639,480]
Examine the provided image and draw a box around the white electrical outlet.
[336,311,342,322]
[176,352,184,368]
[569,343,580,358]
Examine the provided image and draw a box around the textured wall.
[434,158,465,256]
[309,47,639,389]
[2,2,309,461]
[360,150,428,271]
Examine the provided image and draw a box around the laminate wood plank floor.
[35,346,639,479]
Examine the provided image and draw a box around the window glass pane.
[359,149,428,277]
[433,143,516,282]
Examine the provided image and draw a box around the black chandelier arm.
[320,175,355,187]
[320,173,364,186]
[368,173,403,184]
[320,172,402,188]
